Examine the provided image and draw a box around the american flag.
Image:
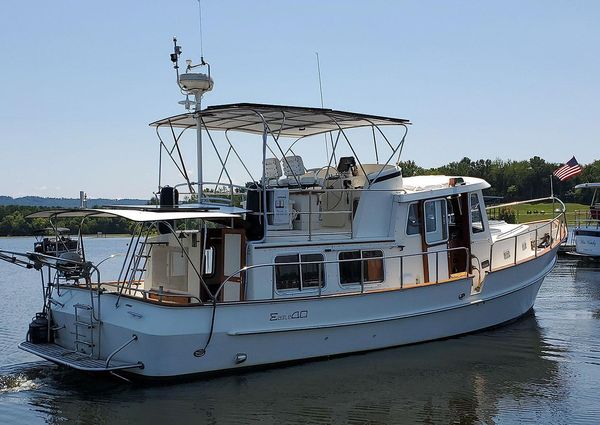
[553,156,583,181]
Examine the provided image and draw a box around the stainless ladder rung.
[74,304,93,310]
[74,321,94,329]
[74,339,94,347]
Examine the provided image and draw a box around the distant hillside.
[0,196,148,208]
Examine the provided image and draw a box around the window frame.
[423,198,449,245]
[274,252,326,293]
[469,192,485,234]
[406,202,421,236]
[338,249,385,286]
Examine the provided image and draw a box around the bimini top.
[150,103,410,137]
[27,207,244,222]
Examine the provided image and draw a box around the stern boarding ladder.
[19,244,145,373]
[23,287,144,372]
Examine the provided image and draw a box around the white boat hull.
[574,227,600,257]
[34,247,557,378]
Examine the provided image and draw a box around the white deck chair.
[264,157,283,186]
[279,156,318,187]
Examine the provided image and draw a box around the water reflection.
[1,314,566,425]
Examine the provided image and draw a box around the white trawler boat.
[0,40,568,379]
[571,183,600,258]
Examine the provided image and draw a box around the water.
[1,237,599,424]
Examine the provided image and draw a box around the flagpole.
[550,173,555,217]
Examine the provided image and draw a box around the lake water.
[0,237,599,424]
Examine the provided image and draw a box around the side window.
[339,251,361,284]
[470,193,485,234]
[300,254,324,288]
[275,253,324,291]
[275,254,299,290]
[424,199,448,245]
[406,203,421,235]
[339,250,384,285]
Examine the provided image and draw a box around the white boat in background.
[0,40,568,379]
[571,183,600,259]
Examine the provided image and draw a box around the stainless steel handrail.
[213,246,471,301]
[488,213,567,273]
[485,196,566,214]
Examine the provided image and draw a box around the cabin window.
[470,193,485,234]
[339,250,384,285]
[424,199,448,245]
[406,203,421,235]
[275,253,325,291]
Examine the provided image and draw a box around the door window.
[424,199,448,244]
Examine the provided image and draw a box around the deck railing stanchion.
[514,235,518,265]
[308,191,312,241]
[400,255,403,289]
[360,254,365,294]
[271,266,275,300]
[318,260,322,297]
[435,251,439,283]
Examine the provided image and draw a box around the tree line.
[399,156,600,204]
[1,156,598,236]
[0,206,135,237]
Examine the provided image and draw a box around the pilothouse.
[0,39,568,379]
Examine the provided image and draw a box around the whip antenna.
[316,52,330,159]
[198,0,205,61]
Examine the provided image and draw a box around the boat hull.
[28,247,557,378]
[574,227,600,257]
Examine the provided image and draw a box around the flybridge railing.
[571,209,600,229]
[170,181,248,207]
[165,182,408,241]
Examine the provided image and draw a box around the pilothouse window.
[339,250,384,285]
[470,193,485,233]
[275,254,325,291]
[406,203,421,235]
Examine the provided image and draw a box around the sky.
[0,1,598,199]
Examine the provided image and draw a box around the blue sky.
[1,1,598,198]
